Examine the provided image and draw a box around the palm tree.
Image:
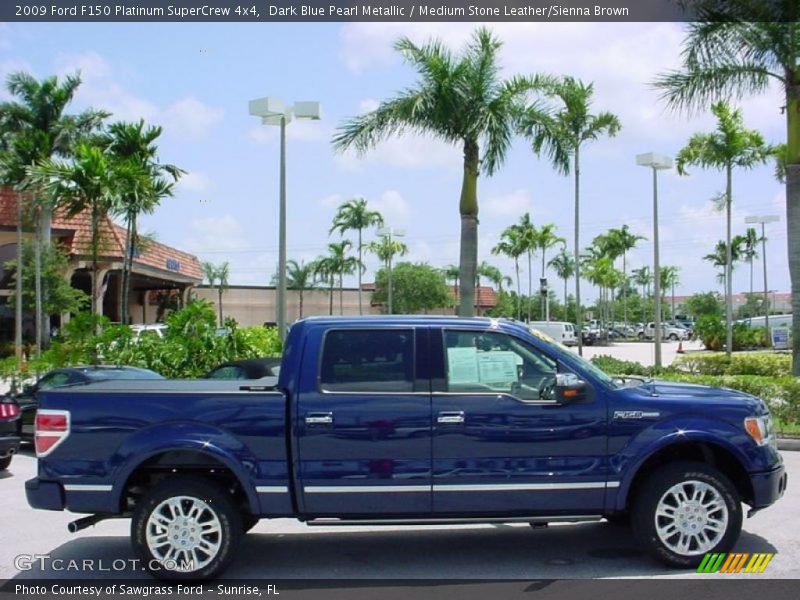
[333,28,553,317]
[474,261,510,315]
[533,223,565,317]
[441,263,460,289]
[321,241,360,315]
[330,197,384,315]
[516,213,538,321]
[520,76,621,353]
[675,101,772,357]
[660,266,681,323]
[548,248,576,320]
[103,120,183,325]
[0,71,107,350]
[200,261,229,326]
[368,237,409,269]
[491,225,526,320]
[632,266,653,323]
[704,238,745,292]
[285,259,318,319]
[313,256,336,316]
[652,4,799,372]
[607,225,646,331]
[24,143,118,324]
[742,227,761,296]
[582,255,623,342]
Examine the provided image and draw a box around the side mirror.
[556,372,588,404]
[21,384,35,396]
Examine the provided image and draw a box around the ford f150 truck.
[26,316,786,580]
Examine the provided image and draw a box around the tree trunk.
[329,277,334,315]
[458,139,479,317]
[514,259,521,321]
[574,148,583,355]
[38,205,51,349]
[339,273,344,315]
[725,164,733,357]
[121,214,135,325]
[787,80,800,374]
[218,288,223,326]
[622,252,628,335]
[357,229,363,315]
[299,289,304,318]
[14,193,23,361]
[527,250,533,321]
[34,217,42,357]
[91,202,100,333]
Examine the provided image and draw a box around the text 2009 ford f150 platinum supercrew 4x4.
[26,316,786,580]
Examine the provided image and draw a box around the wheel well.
[120,450,252,514]
[626,442,754,509]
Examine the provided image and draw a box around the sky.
[0,21,789,301]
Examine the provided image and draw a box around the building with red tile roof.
[0,187,202,331]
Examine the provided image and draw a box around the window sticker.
[476,351,519,388]
[446,346,480,384]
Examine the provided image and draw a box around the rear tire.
[131,476,242,580]
[631,461,742,568]
[669,334,679,341]
[0,456,11,471]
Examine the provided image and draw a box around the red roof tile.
[0,187,202,281]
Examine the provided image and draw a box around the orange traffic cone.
[677,342,684,354]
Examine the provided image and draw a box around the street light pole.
[249,97,320,341]
[637,152,672,370]
[277,115,287,342]
[745,215,779,345]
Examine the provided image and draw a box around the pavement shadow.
[10,521,781,581]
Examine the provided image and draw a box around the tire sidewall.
[632,461,743,568]
[132,476,242,580]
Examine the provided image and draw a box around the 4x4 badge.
[613,410,661,419]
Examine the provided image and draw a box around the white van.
[736,314,792,330]
[528,321,577,346]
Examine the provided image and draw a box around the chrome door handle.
[437,411,465,424]
[305,412,333,425]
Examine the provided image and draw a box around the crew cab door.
[295,326,432,515]
[430,327,608,515]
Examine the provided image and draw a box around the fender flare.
[613,423,752,511]
[108,422,261,514]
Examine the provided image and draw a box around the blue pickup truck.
[26,316,786,580]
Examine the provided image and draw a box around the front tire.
[631,461,742,568]
[131,476,242,580]
[0,456,12,471]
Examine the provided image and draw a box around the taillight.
[0,403,20,419]
[35,410,70,457]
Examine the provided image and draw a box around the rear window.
[320,329,414,393]
[83,369,163,381]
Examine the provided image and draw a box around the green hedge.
[0,300,283,382]
[673,352,791,377]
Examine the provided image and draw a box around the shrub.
[673,352,791,377]
[590,355,653,377]
[694,315,725,351]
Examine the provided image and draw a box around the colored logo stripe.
[697,553,774,574]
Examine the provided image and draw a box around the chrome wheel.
[146,496,222,572]
[654,480,728,556]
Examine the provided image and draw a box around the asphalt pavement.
[1,448,797,580]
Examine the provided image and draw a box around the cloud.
[162,98,224,141]
[484,189,536,219]
[177,171,213,193]
[371,189,412,224]
[338,23,784,145]
[318,193,343,209]
[185,215,247,253]
[53,52,223,140]
[247,119,330,144]
[335,132,460,171]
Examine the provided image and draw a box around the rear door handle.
[437,411,465,424]
[305,412,333,425]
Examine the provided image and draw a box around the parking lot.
[1,448,797,580]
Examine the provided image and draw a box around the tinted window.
[206,366,247,380]
[38,372,73,390]
[320,329,414,392]
[444,330,557,401]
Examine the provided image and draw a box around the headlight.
[744,415,775,447]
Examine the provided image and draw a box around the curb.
[777,437,800,451]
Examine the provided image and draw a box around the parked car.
[203,357,281,380]
[637,322,689,341]
[736,314,792,330]
[13,366,164,440]
[26,316,785,579]
[528,321,577,346]
[0,395,20,470]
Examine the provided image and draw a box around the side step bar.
[306,515,603,527]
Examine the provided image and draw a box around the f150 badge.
[613,410,661,419]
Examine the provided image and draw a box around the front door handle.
[305,412,333,425]
[437,411,465,424]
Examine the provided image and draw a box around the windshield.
[526,327,619,389]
